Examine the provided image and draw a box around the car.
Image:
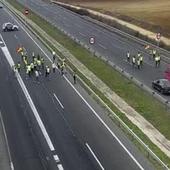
[152,79,170,94]
[0,3,3,8]
[2,22,19,32]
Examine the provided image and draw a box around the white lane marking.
[64,75,144,170]
[57,164,64,170]
[53,93,64,109]
[53,154,60,163]
[0,111,14,170]
[0,34,55,152]
[5,9,144,170]
[86,143,105,170]
[79,32,86,37]
[98,43,107,50]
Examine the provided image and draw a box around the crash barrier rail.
[2,1,170,169]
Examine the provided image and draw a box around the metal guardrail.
[2,1,170,169]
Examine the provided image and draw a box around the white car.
[2,22,19,32]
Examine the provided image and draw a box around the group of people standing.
[126,48,161,69]
[14,48,68,82]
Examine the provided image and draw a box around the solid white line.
[53,93,64,109]
[64,75,144,170]
[98,43,107,50]
[86,143,105,170]
[0,34,55,152]
[0,111,14,170]
[5,9,144,170]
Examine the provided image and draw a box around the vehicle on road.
[152,79,170,94]
[2,22,19,32]
[0,3,3,8]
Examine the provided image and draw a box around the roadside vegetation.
[55,0,170,38]
[5,0,170,168]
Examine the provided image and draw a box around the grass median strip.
[6,0,170,168]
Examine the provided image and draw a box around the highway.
[0,4,155,170]
[16,0,170,102]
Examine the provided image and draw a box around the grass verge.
[5,0,170,169]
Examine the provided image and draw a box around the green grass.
[6,0,170,169]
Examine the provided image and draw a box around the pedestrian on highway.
[127,51,130,62]
[137,59,141,69]
[35,69,39,82]
[32,52,35,62]
[52,62,56,73]
[30,62,34,74]
[137,52,141,59]
[27,64,31,77]
[41,57,44,70]
[152,49,156,59]
[37,59,41,71]
[17,61,21,72]
[140,55,143,66]
[132,55,136,67]
[73,71,77,84]
[157,53,161,67]
[155,55,159,67]
[45,66,50,78]
[52,51,56,62]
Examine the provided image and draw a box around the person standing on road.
[132,55,136,67]
[45,66,50,78]
[41,57,44,70]
[153,49,156,59]
[35,69,39,82]
[140,55,143,66]
[127,51,130,62]
[157,53,161,67]
[155,55,159,67]
[17,61,21,72]
[52,62,56,73]
[137,59,141,69]
[73,71,77,84]
[52,51,56,62]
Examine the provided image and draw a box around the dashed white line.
[98,43,107,50]
[86,143,104,170]
[79,32,86,37]
[53,154,60,163]
[5,9,144,170]
[64,75,144,170]
[53,93,64,109]
[57,164,64,170]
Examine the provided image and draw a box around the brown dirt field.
[55,0,170,37]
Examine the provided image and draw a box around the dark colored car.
[152,79,170,94]
[0,3,3,8]
[2,22,19,32]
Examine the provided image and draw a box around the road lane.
[0,6,155,170]
[16,0,170,102]
[0,49,45,170]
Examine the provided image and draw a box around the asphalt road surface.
[0,4,155,170]
[15,0,170,102]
